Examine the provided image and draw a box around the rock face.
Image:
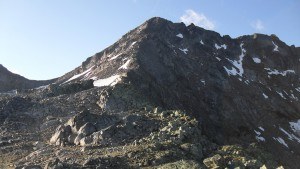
[0,64,55,92]
[0,17,300,168]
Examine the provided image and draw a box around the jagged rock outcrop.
[0,17,300,168]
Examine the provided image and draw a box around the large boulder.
[49,125,72,146]
[78,122,96,136]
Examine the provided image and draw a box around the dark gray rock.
[0,64,54,92]
[78,122,96,136]
[44,158,65,169]
[49,125,72,145]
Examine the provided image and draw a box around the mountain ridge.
[0,64,56,93]
[0,17,299,168]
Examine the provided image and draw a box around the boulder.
[66,110,93,133]
[78,122,96,136]
[79,136,93,146]
[49,125,71,145]
[203,154,224,168]
[74,133,84,145]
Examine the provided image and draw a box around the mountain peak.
[1,17,300,169]
[145,16,170,24]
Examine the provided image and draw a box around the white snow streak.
[264,68,295,76]
[223,66,238,76]
[262,93,269,99]
[276,91,287,99]
[290,120,300,133]
[118,59,131,70]
[273,137,289,148]
[223,43,246,77]
[258,127,265,131]
[279,127,300,144]
[109,53,123,61]
[179,48,188,54]
[200,40,204,45]
[130,41,137,47]
[252,57,261,63]
[254,130,265,142]
[272,41,279,52]
[93,75,121,87]
[215,43,227,50]
[176,33,183,38]
[215,57,221,61]
[200,80,206,85]
[65,66,94,83]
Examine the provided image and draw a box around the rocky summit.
[0,17,300,169]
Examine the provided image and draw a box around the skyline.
[1,0,299,80]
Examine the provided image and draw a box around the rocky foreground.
[0,84,283,169]
[1,17,300,168]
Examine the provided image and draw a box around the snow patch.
[272,41,279,52]
[179,48,188,54]
[200,40,204,45]
[254,130,261,135]
[215,43,227,50]
[276,91,287,99]
[200,80,205,85]
[215,57,221,61]
[35,85,49,90]
[254,130,265,142]
[90,76,97,80]
[256,136,265,142]
[130,41,137,47]
[264,68,295,76]
[279,127,300,143]
[290,120,300,133]
[273,137,288,148]
[176,33,183,38]
[262,93,268,99]
[109,53,123,61]
[259,127,265,131]
[295,87,300,93]
[223,43,246,77]
[290,93,298,101]
[252,57,261,63]
[118,59,131,70]
[244,80,250,85]
[93,75,122,87]
[65,66,94,83]
[224,66,238,76]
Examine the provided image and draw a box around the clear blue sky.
[1,0,299,80]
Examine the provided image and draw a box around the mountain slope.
[0,64,55,92]
[0,17,299,168]
[54,17,300,167]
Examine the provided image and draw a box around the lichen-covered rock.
[203,154,223,168]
